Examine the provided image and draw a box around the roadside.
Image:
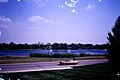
[0,56,107,64]
[0,59,108,74]
[0,62,110,80]
[18,63,112,80]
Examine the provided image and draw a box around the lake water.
[0,49,107,56]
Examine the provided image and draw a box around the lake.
[0,49,107,56]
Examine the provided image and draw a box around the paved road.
[0,59,108,74]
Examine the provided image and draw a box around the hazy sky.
[0,0,120,44]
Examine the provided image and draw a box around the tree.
[52,43,60,50]
[107,16,120,76]
[9,42,16,49]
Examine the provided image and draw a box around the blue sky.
[0,0,120,44]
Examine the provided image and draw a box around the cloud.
[86,3,96,10]
[0,16,12,28]
[71,9,76,13]
[98,0,102,2]
[0,31,1,36]
[28,16,52,23]
[65,0,78,8]
[0,16,12,23]
[86,4,92,10]
[44,19,52,23]
[25,0,48,7]
[70,9,78,14]
[59,0,79,14]
[58,5,64,8]
[28,16,44,22]
[0,0,8,3]
[17,0,21,2]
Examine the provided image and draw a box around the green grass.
[17,63,113,80]
[0,56,106,64]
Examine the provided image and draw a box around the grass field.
[15,63,115,80]
[0,56,107,64]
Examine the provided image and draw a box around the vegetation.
[0,56,106,64]
[107,16,120,73]
[0,42,107,50]
[30,53,78,58]
[29,52,106,58]
[79,52,88,57]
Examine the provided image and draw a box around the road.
[0,59,108,74]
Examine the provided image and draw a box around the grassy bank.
[29,52,107,58]
[13,63,113,80]
[0,56,107,64]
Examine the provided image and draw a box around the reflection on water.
[0,74,21,80]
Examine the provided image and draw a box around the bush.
[30,53,78,58]
[79,52,86,57]
[30,53,50,57]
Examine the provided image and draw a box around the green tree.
[107,16,120,76]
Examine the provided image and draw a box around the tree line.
[0,42,107,50]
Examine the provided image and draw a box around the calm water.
[0,49,107,56]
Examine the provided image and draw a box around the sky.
[0,0,120,44]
